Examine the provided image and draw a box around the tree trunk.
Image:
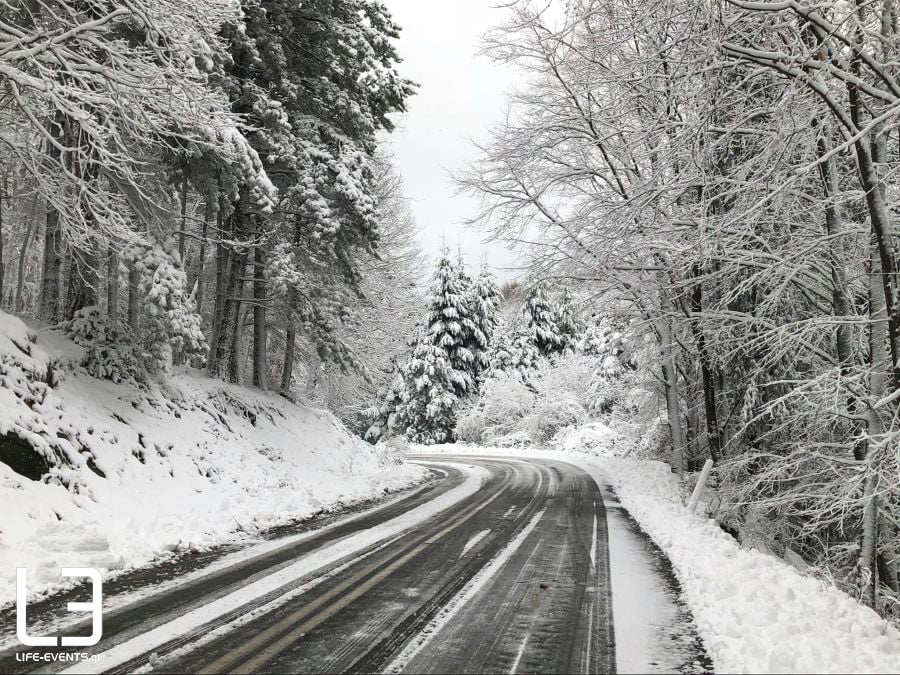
[0,177,6,307]
[690,270,721,463]
[107,247,119,329]
[193,213,209,315]
[40,203,63,324]
[252,245,267,389]
[40,117,65,324]
[658,287,686,476]
[15,191,40,313]
[178,176,188,263]
[281,316,296,396]
[211,201,248,383]
[127,262,140,334]
[225,256,247,383]
[861,253,889,607]
[207,204,229,375]
[64,247,98,321]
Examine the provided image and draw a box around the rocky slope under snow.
[0,312,425,606]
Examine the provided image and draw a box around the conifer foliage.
[524,281,564,357]
[427,252,478,398]
[0,0,414,395]
[470,267,503,381]
[366,252,500,444]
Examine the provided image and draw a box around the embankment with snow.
[418,429,900,674]
[0,312,425,607]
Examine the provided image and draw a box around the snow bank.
[577,456,900,674]
[415,440,900,674]
[0,312,425,606]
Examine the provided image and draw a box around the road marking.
[590,505,598,570]
[201,469,518,674]
[61,463,492,675]
[386,507,547,673]
[509,633,529,673]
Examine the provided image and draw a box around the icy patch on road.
[61,462,489,674]
[386,508,546,673]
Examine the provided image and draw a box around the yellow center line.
[199,463,530,674]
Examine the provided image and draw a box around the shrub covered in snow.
[454,407,487,444]
[456,354,596,446]
[124,239,207,372]
[553,421,619,456]
[454,370,536,443]
[63,307,148,385]
[523,397,587,444]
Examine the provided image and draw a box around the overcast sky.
[382,0,521,281]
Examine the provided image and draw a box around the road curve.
[1,455,708,674]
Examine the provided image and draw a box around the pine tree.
[524,281,563,356]
[488,322,540,378]
[580,315,629,414]
[210,0,415,387]
[394,341,457,444]
[554,286,581,352]
[427,251,477,397]
[470,266,502,382]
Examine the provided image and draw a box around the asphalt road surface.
[0,455,712,674]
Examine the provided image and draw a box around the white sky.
[382,0,521,281]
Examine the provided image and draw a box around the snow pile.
[574,456,900,673]
[0,312,425,606]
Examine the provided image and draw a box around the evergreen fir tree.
[470,266,502,382]
[395,340,457,444]
[487,322,539,378]
[427,250,477,397]
[554,286,581,352]
[524,281,564,356]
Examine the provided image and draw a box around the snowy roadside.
[0,312,427,607]
[59,462,490,675]
[415,437,900,674]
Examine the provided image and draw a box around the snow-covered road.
[0,456,710,674]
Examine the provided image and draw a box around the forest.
[0,0,426,434]
[5,0,900,635]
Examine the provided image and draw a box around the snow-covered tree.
[554,287,581,352]
[393,341,458,444]
[470,267,503,382]
[206,0,415,387]
[523,282,563,357]
[426,251,477,398]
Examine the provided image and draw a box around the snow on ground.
[0,312,426,607]
[417,432,900,674]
